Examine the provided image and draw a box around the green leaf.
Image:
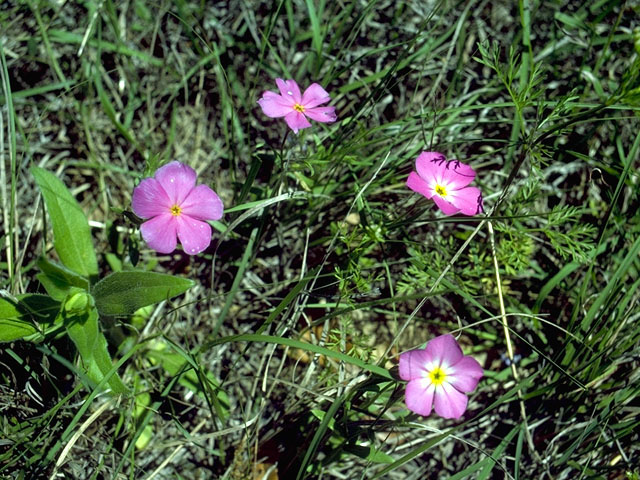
[36,257,90,300]
[91,271,194,316]
[18,293,61,324]
[31,167,98,279]
[0,294,60,342]
[65,304,127,394]
[0,298,38,341]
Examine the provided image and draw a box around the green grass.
[1,0,640,478]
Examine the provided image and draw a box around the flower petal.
[440,160,476,190]
[301,83,331,108]
[140,214,178,254]
[425,334,463,369]
[176,214,212,255]
[448,356,483,393]
[407,171,435,199]
[415,151,447,183]
[432,195,461,216]
[433,382,469,419]
[399,348,435,381]
[446,187,483,216]
[155,161,197,205]
[132,177,171,219]
[180,184,224,221]
[284,111,311,133]
[405,378,435,416]
[276,78,302,104]
[303,106,337,123]
[258,91,294,118]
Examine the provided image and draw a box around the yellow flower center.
[293,103,306,113]
[170,204,182,216]
[435,184,447,197]
[428,366,447,386]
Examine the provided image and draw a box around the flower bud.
[64,292,93,315]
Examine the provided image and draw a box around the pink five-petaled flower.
[132,161,223,255]
[399,334,483,419]
[406,151,483,216]
[257,78,337,134]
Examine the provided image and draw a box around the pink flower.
[399,334,483,419]
[406,151,483,216]
[257,78,337,133]
[132,161,223,255]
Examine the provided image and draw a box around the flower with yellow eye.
[132,161,223,255]
[258,78,337,134]
[407,151,483,216]
[399,334,483,419]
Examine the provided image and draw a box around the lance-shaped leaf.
[36,257,90,301]
[0,294,60,342]
[64,293,127,394]
[31,167,98,280]
[0,298,38,342]
[91,271,194,316]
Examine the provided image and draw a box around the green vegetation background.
[1,0,639,478]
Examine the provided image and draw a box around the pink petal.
[140,214,178,254]
[446,187,483,216]
[276,78,302,104]
[399,348,434,381]
[155,161,197,206]
[180,184,224,221]
[301,83,331,108]
[132,177,171,219]
[406,171,435,199]
[424,334,463,369]
[432,195,461,216]
[440,160,476,189]
[405,378,435,416]
[176,214,212,255]
[448,357,483,393]
[433,382,469,419]
[284,111,311,133]
[303,106,337,123]
[258,91,294,118]
[415,151,447,183]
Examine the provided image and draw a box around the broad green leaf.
[65,302,127,394]
[91,271,194,316]
[31,167,98,279]
[0,298,38,341]
[0,294,60,342]
[36,257,90,301]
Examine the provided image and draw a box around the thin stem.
[488,219,541,463]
